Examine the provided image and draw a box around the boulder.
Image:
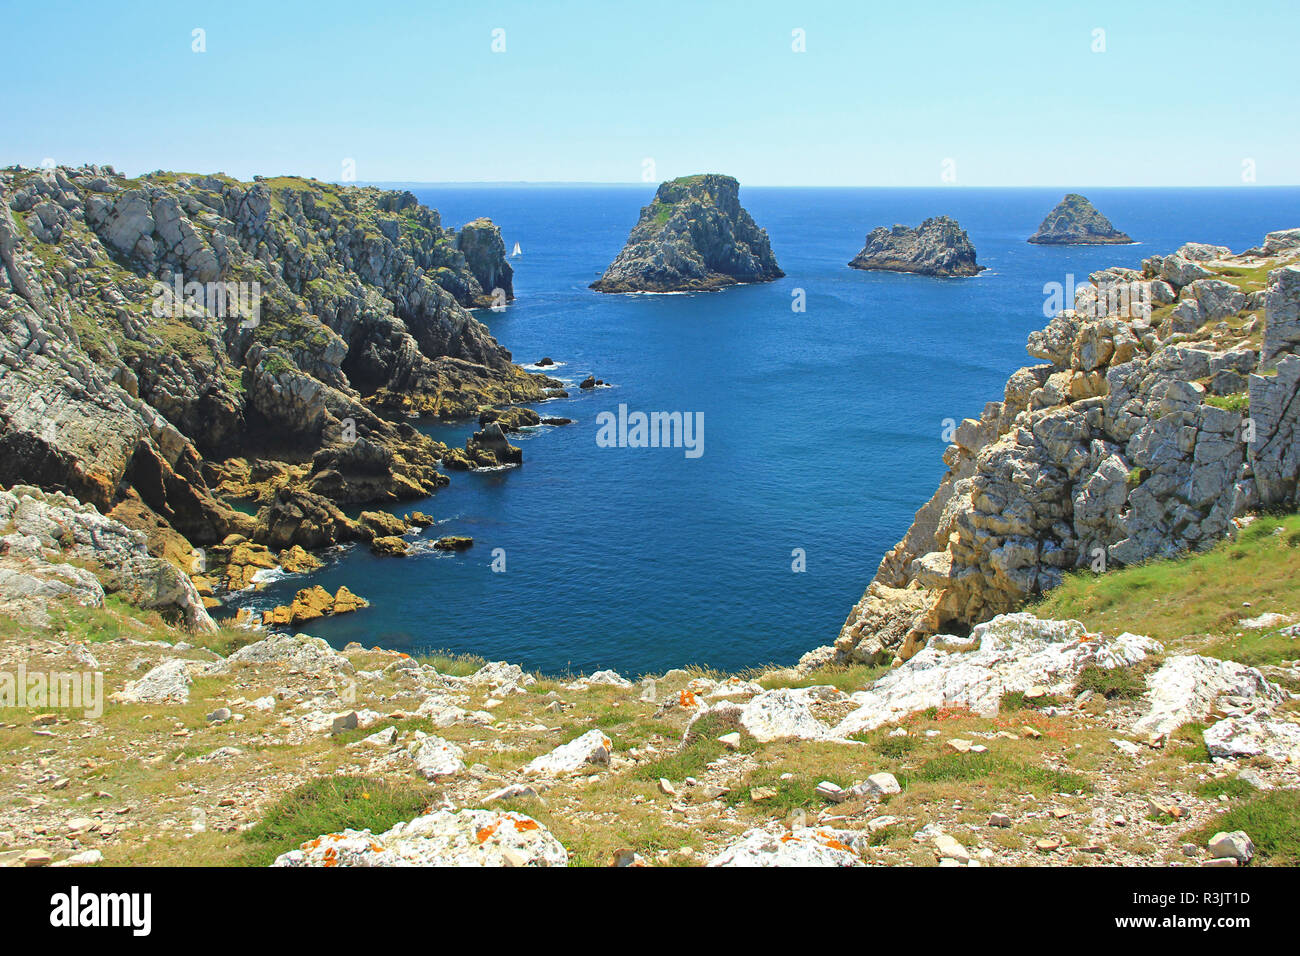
[272,809,566,867]
[707,826,863,867]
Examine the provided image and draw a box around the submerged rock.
[591,174,783,293]
[849,216,984,277]
[1028,193,1132,244]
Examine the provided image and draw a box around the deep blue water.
[227,186,1300,675]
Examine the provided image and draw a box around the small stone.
[933,833,969,862]
[1022,726,1042,739]
[988,813,1011,828]
[1036,839,1061,852]
[658,778,677,797]
[717,732,741,750]
[1207,830,1254,863]
[947,738,973,753]
[206,707,231,723]
[750,786,777,802]
[1050,808,1071,819]
[1203,857,1238,867]
[19,849,52,867]
[1025,686,1048,700]
[330,712,359,735]
[815,781,846,803]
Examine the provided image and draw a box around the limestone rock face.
[849,216,984,277]
[1133,655,1284,738]
[590,174,783,293]
[836,229,1300,664]
[272,809,567,867]
[0,485,215,631]
[1028,193,1132,244]
[833,614,1159,737]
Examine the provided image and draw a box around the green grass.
[1000,690,1064,711]
[237,776,433,866]
[1073,663,1150,700]
[1170,722,1212,763]
[1031,513,1300,646]
[1205,392,1249,413]
[757,662,890,693]
[907,752,1091,795]
[1192,790,1300,865]
[633,713,752,781]
[723,769,846,814]
[1196,775,1259,800]
[871,734,921,758]
[411,648,487,677]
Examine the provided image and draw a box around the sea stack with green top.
[590,174,784,293]
[1028,193,1133,244]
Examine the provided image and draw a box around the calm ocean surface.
[226,185,1300,675]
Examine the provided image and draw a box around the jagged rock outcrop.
[0,165,562,580]
[1028,193,1132,245]
[837,231,1300,664]
[0,485,215,631]
[454,218,514,306]
[590,175,783,293]
[848,216,984,277]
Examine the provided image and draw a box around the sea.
[222,185,1300,676]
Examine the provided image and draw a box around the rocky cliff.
[849,216,984,277]
[590,174,783,293]
[0,164,561,602]
[454,217,514,306]
[836,228,1300,665]
[1028,193,1132,245]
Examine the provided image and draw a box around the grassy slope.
[1031,513,1300,667]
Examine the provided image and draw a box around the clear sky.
[5,0,1297,186]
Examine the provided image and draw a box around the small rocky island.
[848,216,984,277]
[590,174,783,293]
[1028,193,1132,244]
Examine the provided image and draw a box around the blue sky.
[5,0,1297,186]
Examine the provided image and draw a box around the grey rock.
[850,216,983,277]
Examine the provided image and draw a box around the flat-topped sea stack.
[848,216,984,277]
[590,174,783,293]
[1028,193,1132,244]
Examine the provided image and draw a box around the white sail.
[511,242,522,257]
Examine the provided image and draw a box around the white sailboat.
[511,241,522,257]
